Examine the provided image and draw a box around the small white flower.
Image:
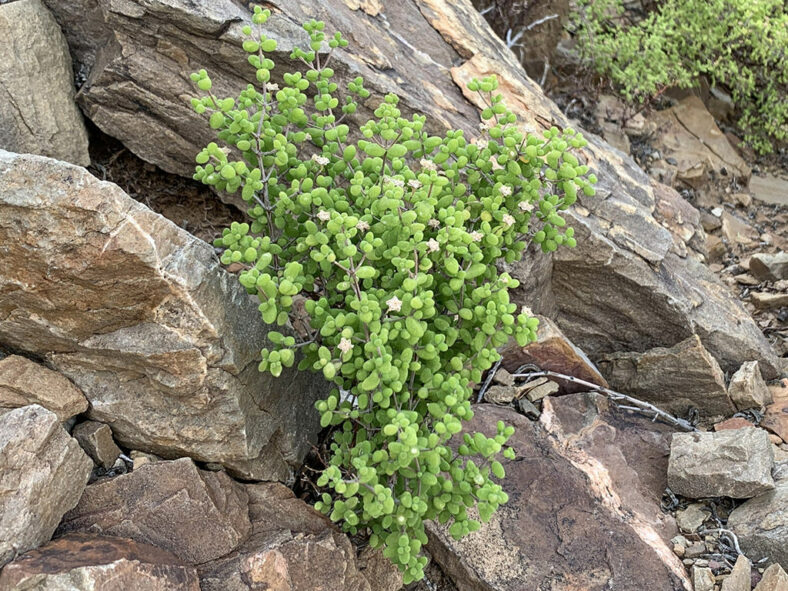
[408,179,422,189]
[426,238,439,253]
[317,210,330,221]
[499,185,512,196]
[384,176,404,188]
[500,275,510,284]
[356,220,370,232]
[337,337,353,354]
[386,296,403,312]
[470,231,483,242]
[520,305,533,317]
[219,146,232,157]
[502,214,515,227]
[428,218,441,229]
[265,82,280,92]
[476,139,489,150]
[518,201,534,212]
[479,122,489,131]
[420,158,437,171]
[311,154,329,166]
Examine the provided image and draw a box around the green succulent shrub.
[190,5,595,583]
[571,0,787,153]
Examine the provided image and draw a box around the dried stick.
[511,366,698,432]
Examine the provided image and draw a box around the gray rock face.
[728,361,773,411]
[0,354,88,421]
[0,405,93,567]
[749,252,788,282]
[38,0,777,378]
[668,429,775,499]
[598,335,734,418]
[728,469,788,570]
[0,534,201,590]
[0,150,326,480]
[72,420,122,469]
[0,0,90,165]
[57,458,251,564]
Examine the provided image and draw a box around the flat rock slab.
[57,458,251,564]
[599,335,734,418]
[668,428,775,499]
[0,150,326,480]
[0,0,90,165]
[426,403,689,591]
[728,361,772,411]
[753,564,788,591]
[0,534,200,590]
[749,252,788,282]
[0,405,93,567]
[0,354,88,421]
[749,174,788,207]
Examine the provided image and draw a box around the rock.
[753,564,788,591]
[675,503,710,533]
[492,368,515,387]
[199,482,375,591]
[692,566,716,591]
[749,174,788,207]
[0,354,88,421]
[72,420,122,469]
[721,554,751,591]
[130,449,160,470]
[501,315,608,394]
[0,0,90,166]
[762,389,788,442]
[598,335,734,418]
[684,542,706,559]
[0,534,200,590]
[426,402,690,591]
[728,471,788,570]
[647,95,750,199]
[728,361,773,410]
[524,380,559,402]
[751,292,788,311]
[652,181,707,260]
[516,397,540,420]
[57,458,251,563]
[0,151,327,480]
[358,546,404,591]
[483,385,518,405]
[749,252,788,282]
[39,0,778,379]
[668,428,775,499]
[0,405,93,567]
[722,212,759,248]
[714,417,756,431]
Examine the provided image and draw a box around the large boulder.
[0,405,93,567]
[0,354,88,421]
[57,458,251,564]
[39,0,778,378]
[0,534,201,590]
[0,150,326,480]
[426,403,690,591]
[0,0,90,165]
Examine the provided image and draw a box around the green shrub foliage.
[191,6,594,583]
[572,0,787,153]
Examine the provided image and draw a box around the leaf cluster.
[191,5,595,582]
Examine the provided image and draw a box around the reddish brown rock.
[0,355,87,421]
[0,534,200,590]
[501,316,608,394]
[57,458,251,564]
[762,390,788,442]
[714,417,756,431]
[72,421,122,469]
[753,564,788,591]
[426,403,689,591]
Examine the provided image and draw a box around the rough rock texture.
[72,420,122,469]
[598,335,734,418]
[753,564,788,591]
[762,388,788,442]
[720,555,751,591]
[0,150,326,480]
[647,96,750,198]
[749,252,788,282]
[668,429,775,499]
[728,361,773,411]
[728,466,788,570]
[500,315,607,394]
[426,402,689,591]
[0,405,93,567]
[57,458,251,564]
[38,0,778,378]
[0,534,200,590]
[0,0,90,165]
[198,482,384,591]
[0,354,88,421]
[652,180,707,260]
